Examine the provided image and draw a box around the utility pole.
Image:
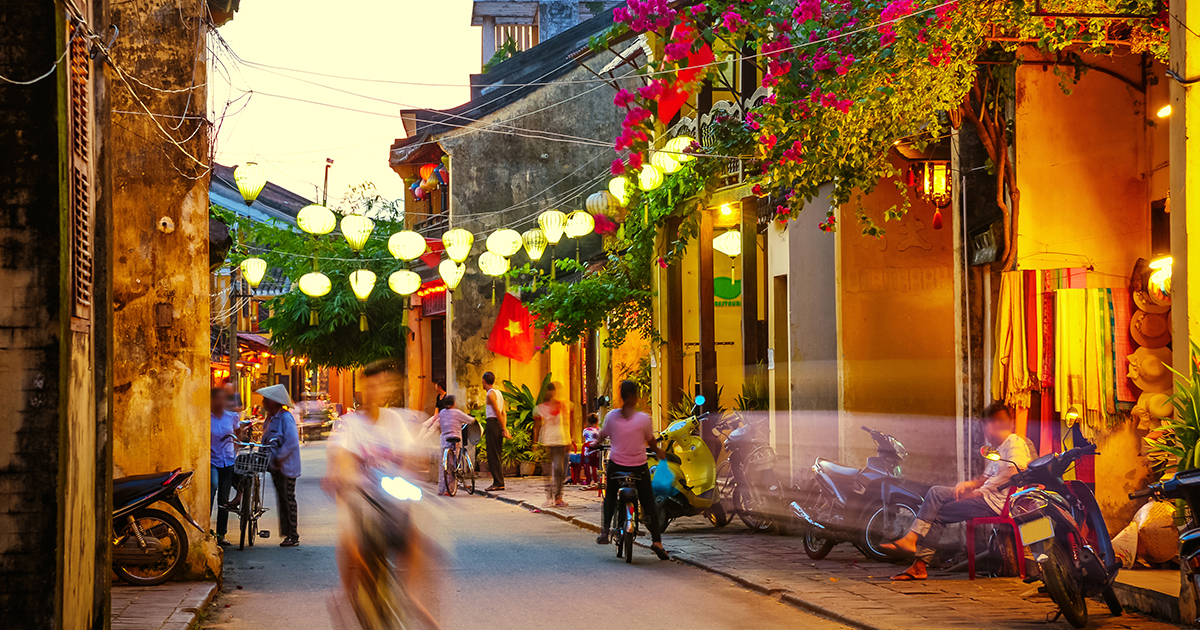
[322,157,334,206]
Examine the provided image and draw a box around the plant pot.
[518,461,536,477]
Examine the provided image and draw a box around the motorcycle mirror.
[980,446,1001,461]
[694,395,706,406]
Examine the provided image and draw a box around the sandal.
[651,543,670,560]
[891,569,925,581]
[596,531,610,544]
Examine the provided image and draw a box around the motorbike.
[647,395,727,530]
[1002,441,1122,628]
[722,412,789,533]
[112,468,204,586]
[1129,467,1200,627]
[790,425,925,561]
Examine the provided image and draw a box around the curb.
[778,593,885,630]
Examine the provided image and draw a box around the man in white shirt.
[884,403,1033,580]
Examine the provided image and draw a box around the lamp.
[713,230,742,258]
[609,177,631,205]
[240,258,267,289]
[565,211,595,238]
[479,252,509,277]
[586,191,619,216]
[297,204,337,235]
[419,164,438,180]
[538,210,567,244]
[438,259,465,290]
[486,229,523,258]
[341,215,375,252]
[637,164,663,192]
[349,269,376,331]
[442,228,474,263]
[388,269,421,296]
[650,149,681,175]
[665,135,696,162]
[913,161,952,208]
[234,162,267,206]
[522,229,547,260]
[298,271,331,326]
[388,230,427,260]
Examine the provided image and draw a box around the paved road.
[203,442,848,630]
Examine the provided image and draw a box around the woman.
[597,380,669,560]
[535,382,572,508]
[257,384,302,547]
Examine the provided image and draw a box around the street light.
[234,162,266,206]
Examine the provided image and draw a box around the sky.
[209,0,482,208]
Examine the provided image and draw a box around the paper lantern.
[713,230,742,258]
[240,258,267,288]
[388,230,427,260]
[538,209,567,245]
[421,177,438,192]
[234,162,266,206]
[297,204,336,236]
[522,229,548,260]
[388,269,422,296]
[349,269,377,301]
[637,164,663,192]
[486,229,523,257]
[341,215,375,252]
[438,260,466,289]
[666,135,697,162]
[420,164,438,180]
[565,211,595,238]
[298,272,331,297]
[651,149,681,175]
[478,252,510,277]
[586,191,619,215]
[442,228,474,263]
[608,177,631,205]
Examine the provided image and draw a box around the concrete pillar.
[481,16,496,66]
[110,0,219,578]
[1171,0,1200,374]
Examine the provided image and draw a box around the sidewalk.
[478,476,1181,630]
[112,582,217,630]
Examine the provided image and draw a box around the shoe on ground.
[555,500,570,508]
[216,537,231,547]
[280,537,300,547]
[485,485,505,492]
[597,531,610,544]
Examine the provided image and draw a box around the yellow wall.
[680,234,746,411]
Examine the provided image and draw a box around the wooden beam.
[740,197,760,373]
[698,208,720,454]
[666,217,684,410]
[471,1,538,22]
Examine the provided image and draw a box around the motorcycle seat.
[113,472,175,507]
[816,458,859,479]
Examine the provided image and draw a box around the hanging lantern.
[420,164,438,180]
[713,230,742,258]
[650,149,681,175]
[665,135,697,162]
[565,211,595,238]
[388,230,427,260]
[240,257,267,289]
[486,229,523,257]
[586,191,619,215]
[349,269,376,301]
[438,259,466,289]
[421,177,439,192]
[412,183,426,201]
[479,252,509,277]
[234,162,267,206]
[388,269,422,296]
[538,209,567,245]
[442,228,474,263]
[914,161,952,208]
[522,229,548,260]
[608,177,631,206]
[637,164,663,192]
[341,214,375,251]
[297,204,337,235]
[298,271,332,297]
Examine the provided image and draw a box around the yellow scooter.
[647,396,727,530]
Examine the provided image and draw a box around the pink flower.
[690,4,707,15]
[928,39,952,66]
[611,159,626,175]
[752,184,763,196]
[812,51,835,72]
[628,152,644,170]
[836,54,855,75]
[594,214,618,234]
[657,256,668,268]
[613,6,631,22]
[758,133,778,150]
[665,41,691,61]
[721,9,747,33]
[637,80,666,100]
[792,0,821,23]
[613,89,635,107]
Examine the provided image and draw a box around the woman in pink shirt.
[597,380,669,560]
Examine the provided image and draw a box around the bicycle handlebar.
[1129,488,1155,500]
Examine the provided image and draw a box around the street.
[202,443,850,630]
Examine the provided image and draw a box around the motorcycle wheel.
[858,503,918,563]
[114,508,189,586]
[705,501,730,528]
[803,528,836,560]
[1041,540,1089,628]
[1102,584,1123,617]
[734,486,775,533]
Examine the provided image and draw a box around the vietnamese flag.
[487,293,536,363]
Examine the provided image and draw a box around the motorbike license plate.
[1018,516,1054,544]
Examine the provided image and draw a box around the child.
[430,395,473,496]
[581,413,601,487]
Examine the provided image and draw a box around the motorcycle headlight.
[1009,493,1049,518]
[889,436,908,460]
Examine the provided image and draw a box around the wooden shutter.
[67,17,94,322]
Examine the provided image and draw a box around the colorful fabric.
[993,272,1032,407]
[1111,287,1137,407]
[1055,289,1087,418]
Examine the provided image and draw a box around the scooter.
[647,396,726,530]
[723,413,789,533]
[1002,441,1122,628]
[790,426,925,561]
[1130,467,1200,627]
[112,468,204,586]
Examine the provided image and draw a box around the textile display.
[1111,288,1137,408]
[992,273,1032,408]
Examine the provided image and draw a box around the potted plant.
[1145,342,1200,477]
[501,429,532,476]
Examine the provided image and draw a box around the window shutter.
[67,17,94,322]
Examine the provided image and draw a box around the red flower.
[611,159,627,175]
[628,152,644,170]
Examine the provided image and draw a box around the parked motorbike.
[1002,441,1121,628]
[790,425,925,561]
[723,412,789,533]
[647,396,727,530]
[1129,467,1200,627]
[112,468,204,586]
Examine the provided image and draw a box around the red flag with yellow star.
[487,293,536,363]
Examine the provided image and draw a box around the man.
[482,371,510,492]
[210,387,238,546]
[257,384,302,547]
[884,402,1032,580]
[434,379,448,412]
[597,380,670,560]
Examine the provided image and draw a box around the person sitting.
[884,402,1033,580]
[581,413,601,487]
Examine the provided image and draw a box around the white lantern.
[637,164,663,192]
[349,269,377,301]
[298,271,332,297]
[442,228,474,263]
[666,135,697,162]
[486,229,523,258]
[713,230,742,258]
[297,204,337,235]
[240,258,267,288]
[439,260,466,289]
[234,162,267,206]
[388,230,427,260]
[388,269,422,296]
[608,177,631,205]
[522,229,548,260]
[478,252,510,277]
[538,210,567,245]
[650,150,681,175]
[341,215,375,252]
[565,211,595,238]
[586,191,618,215]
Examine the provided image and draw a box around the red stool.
[967,487,1024,580]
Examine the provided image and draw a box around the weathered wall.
[110,0,219,577]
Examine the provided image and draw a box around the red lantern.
[420,164,437,180]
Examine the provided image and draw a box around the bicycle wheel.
[443,448,458,497]
[238,478,252,551]
[249,475,262,546]
[461,451,476,495]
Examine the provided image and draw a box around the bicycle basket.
[234,450,271,475]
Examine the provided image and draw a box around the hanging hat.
[1133,290,1170,314]
[1131,311,1171,348]
[256,384,293,407]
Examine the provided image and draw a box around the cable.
[2,23,77,85]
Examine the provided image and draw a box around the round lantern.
[341,215,375,252]
[442,228,474,263]
[420,164,438,180]
[608,177,631,205]
[713,230,742,258]
[349,269,377,301]
[412,183,426,201]
[665,135,697,162]
[234,162,267,206]
[479,252,510,277]
[538,209,567,245]
[297,204,337,235]
[421,177,439,192]
[522,229,548,260]
[651,149,681,175]
[298,271,332,297]
[388,230,427,260]
[388,269,422,296]
[586,191,619,215]
[637,164,663,192]
[438,260,466,289]
[486,229,523,258]
[565,211,595,238]
[240,257,267,289]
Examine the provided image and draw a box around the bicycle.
[610,470,641,564]
[441,437,476,496]
[232,441,272,550]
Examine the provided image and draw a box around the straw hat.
[256,384,293,407]
[1131,311,1171,348]
[1133,290,1170,314]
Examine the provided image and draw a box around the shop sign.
[715,276,741,307]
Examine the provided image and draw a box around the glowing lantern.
[298,272,332,297]
[420,164,438,180]
[388,270,421,296]
[637,164,663,191]
[565,211,595,238]
[297,204,337,235]
[349,269,376,301]
[479,252,509,277]
[341,215,375,252]
[388,230,427,260]
[666,135,697,162]
[608,177,631,206]
[438,260,465,289]
[240,258,267,289]
[713,230,742,258]
[442,228,474,263]
[586,191,618,215]
[651,149,681,175]
[486,229,523,258]
[538,210,567,245]
[914,161,952,208]
[522,229,548,260]
[234,162,267,206]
